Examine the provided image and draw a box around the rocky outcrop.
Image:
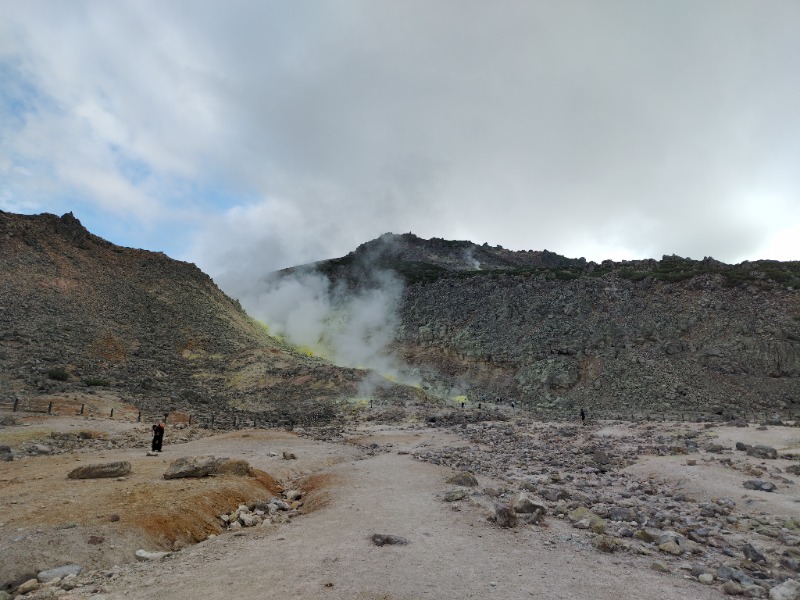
[394,257,800,416]
[0,211,388,422]
[285,232,799,417]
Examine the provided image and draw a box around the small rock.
[743,480,776,492]
[592,535,617,553]
[742,543,767,564]
[370,534,408,546]
[447,472,479,487]
[135,549,171,561]
[698,573,714,584]
[658,540,684,556]
[493,504,517,528]
[723,581,744,596]
[444,490,467,502]
[650,561,670,573]
[16,579,39,594]
[282,451,297,460]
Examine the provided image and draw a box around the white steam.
[240,267,420,389]
[463,247,481,270]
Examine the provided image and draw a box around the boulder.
[512,493,545,515]
[447,472,479,487]
[0,445,12,461]
[15,579,39,595]
[742,543,767,564]
[769,579,800,600]
[747,445,778,460]
[163,456,255,480]
[591,535,618,553]
[68,461,131,479]
[743,480,776,492]
[163,456,220,479]
[493,504,517,528]
[37,565,82,582]
[443,490,466,502]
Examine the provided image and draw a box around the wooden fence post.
[13,398,18,412]
[47,401,52,415]
[210,414,215,429]
[110,408,114,418]
[137,411,141,422]
[80,404,84,415]
[188,414,192,425]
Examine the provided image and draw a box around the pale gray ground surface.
[78,428,719,600]
[6,415,800,599]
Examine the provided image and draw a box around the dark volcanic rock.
[743,480,776,492]
[746,445,778,460]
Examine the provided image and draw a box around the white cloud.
[1,0,799,278]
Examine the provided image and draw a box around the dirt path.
[85,429,719,600]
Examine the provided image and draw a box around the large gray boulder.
[163,456,221,479]
[163,456,255,479]
[67,461,131,479]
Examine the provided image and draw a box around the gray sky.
[2,0,799,286]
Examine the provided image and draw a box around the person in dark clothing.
[580,408,586,425]
[152,423,165,451]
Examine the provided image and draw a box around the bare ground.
[1,412,798,599]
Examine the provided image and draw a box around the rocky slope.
[0,211,417,422]
[289,233,800,418]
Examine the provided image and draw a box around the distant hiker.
[152,423,165,452]
[478,402,482,410]
[461,400,465,409]
[580,408,586,426]
[511,401,516,410]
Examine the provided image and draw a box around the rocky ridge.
[287,232,800,418]
[0,212,424,423]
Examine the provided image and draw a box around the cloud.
[1,0,799,282]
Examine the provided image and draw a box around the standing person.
[151,424,160,451]
[580,408,586,426]
[154,423,165,451]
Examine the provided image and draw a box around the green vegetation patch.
[47,367,69,381]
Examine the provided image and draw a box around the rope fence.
[1,395,795,427]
